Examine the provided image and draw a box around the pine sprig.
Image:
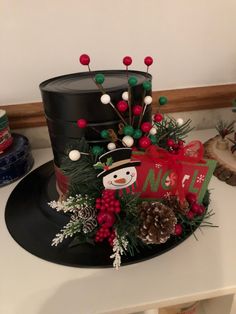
[60,138,103,197]
[176,190,217,240]
[114,192,142,256]
[176,208,216,230]
[153,116,194,149]
[119,191,140,214]
[215,120,234,138]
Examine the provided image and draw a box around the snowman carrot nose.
[114,178,126,184]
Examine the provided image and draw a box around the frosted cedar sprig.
[52,220,82,246]
[50,194,98,246]
[48,194,94,213]
[51,212,97,246]
[110,231,129,270]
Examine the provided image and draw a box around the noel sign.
[132,141,216,202]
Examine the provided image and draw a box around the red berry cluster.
[167,139,184,154]
[95,227,116,245]
[174,224,183,236]
[186,192,206,219]
[175,193,206,237]
[95,190,121,245]
[96,190,121,214]
[108,229,116,246]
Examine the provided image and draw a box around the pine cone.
[82,218,97,234]
[163,195,189,215]
[138,201,177,245]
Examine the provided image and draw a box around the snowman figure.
[94,148,141,190]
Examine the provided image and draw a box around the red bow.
[146,141,205,202]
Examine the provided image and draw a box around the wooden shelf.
[0,84,235,129]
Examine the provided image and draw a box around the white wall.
[1,0,236,104]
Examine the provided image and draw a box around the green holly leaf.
[93,161,104,170]
[106,157,113,166]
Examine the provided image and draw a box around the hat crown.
[99,148,132,164]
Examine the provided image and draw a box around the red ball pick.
[154,113,163,123]
[117,100,128,112]
[77,118,87,128]
[79,54,90,65]
[132,105,142,116]
[144,56,153,66]
[139,136,151,149]
[167,138,175,147]
[141,122,152,133]
[123,56,132,66]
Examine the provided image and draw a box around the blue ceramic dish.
[0,133,34,187]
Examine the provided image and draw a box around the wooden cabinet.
[144,295,235,314]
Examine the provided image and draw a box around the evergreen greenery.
[60,138,103,197]
[153,116,194,149]
[115,192,143,256]
[215,120,234,139]
[176,190,217,240]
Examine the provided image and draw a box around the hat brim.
[5,161,200,268]
[97,160,141,178]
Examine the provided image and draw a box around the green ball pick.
[100,129,109,139]
[133,129,142,139]
[95,73,105,84]
[123,125,134,136]
[159,96,168,106]
[128,76,138,87]
[150,135,158,144]
[92,146,104,156]
[143,81,152,91]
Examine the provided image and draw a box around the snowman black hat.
[97,148,141,178]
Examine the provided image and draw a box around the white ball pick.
[122,135,134,147]
[144,96,152,105]
[176,118,184,126]
[122,91,129,101]
[69,150,81,161]
[149,127,157,135]
[107,142,116,150]
[100,94,111,104]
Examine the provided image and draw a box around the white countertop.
[0,129,235,314]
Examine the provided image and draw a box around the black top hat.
[5,70,152,268]
[97,148,141,177]
[39,70,152,167]
[5,69,198,268]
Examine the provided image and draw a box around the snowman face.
[103,167,137,190]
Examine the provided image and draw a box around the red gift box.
[132,141,216,203]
